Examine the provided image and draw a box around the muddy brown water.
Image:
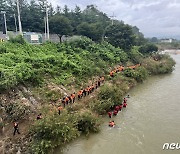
[55,54,180,154]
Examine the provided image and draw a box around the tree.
[105,23,135,51]
[63,5,70,17]
[49,3,54,17]
[139,44,158,54]
[150,37,158,43]
[49,15,73,42]
[25,0,44,32]
[0,0,8,30]
[56,5,61,14]
[77,22,104,42]
[0,0,6,12]
[132,26,147,45]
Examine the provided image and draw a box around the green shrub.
[9,35,26,44]
[0,69,18,91]
[0,38,175,91]
[129,47,144,64]
[30,111,80,154]
[98,84,123,106]
[89,99,113,114]
[123,67,148,82]
[139,43,158,54]
[143,54,175,75]
[77,111,101,135]
[4,102,30,121]
[0,45,7,54]
[45,90,62,102]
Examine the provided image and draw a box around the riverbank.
[60,54,180,154]
[161,49,180,55]
[31,53,174,154]
[0,39,175,153]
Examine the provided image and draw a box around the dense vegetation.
[0,36,176,153]
[0,1,176,153]
[0,37,129,91]
[1,1,146,47]
[30,109,100,154]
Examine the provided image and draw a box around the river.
[55,54,180,154]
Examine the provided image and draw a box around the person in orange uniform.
[58,105,63,115]
[65,96,69,105]
[71,93,76,103]
[115,105,119,112]
[87,86,90,95]
[119,104,123,111]
[108,111,112,118]
[123,97,127,104]
[37,113,42,120]
[123,103,127,108]
[118,66,124,72]
[113,110,118,116]
[91,84,95,93]
[101,76,105,83]
[79,89,84,99]
[109,120,115,127]
[110,71,114,77]
[13,121,20,136]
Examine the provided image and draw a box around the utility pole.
[44,17,47,41]
[3,12,7,36]
[16,0,23,34]
[46,0,49,40]
[14,14,18,33]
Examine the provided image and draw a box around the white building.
[160,38,175,43]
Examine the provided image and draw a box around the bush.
[30,110,101,153]
[89,99,113,114]
[143,54,175,75]
[123,67,148,82]
[9,35,26,44]
[98,84,125,107]
[77,111,101,135]
[139,44,158,54]
[30,111,80,154]
[0,45,7,54]
[4,102,30,121]
[129,47,144,64]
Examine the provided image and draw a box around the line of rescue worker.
[109,64,141,77]
[46,64,140,118]
[13,63,140,135]
[108,96,129,127]
[57,76,105,113]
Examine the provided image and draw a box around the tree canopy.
[49,15,72,42]
[0,2,150,49]
[105,23,136,51]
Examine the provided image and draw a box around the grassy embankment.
[0,37,175,153]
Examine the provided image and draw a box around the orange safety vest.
[110,71,114,76]
[65,97,69,102]
[118,66,123,71]
[58,106,63,111]
[78,91,82,95]
[14,122,18,127]
[71,94,75,99]
[135,64,140,67]
[129,65,136,69]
